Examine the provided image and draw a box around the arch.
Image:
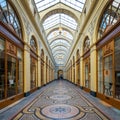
[51,44,70,50]
[54,53,66,58]
[42,8,78,23]
[52,49,68,55]
[53,51,66,57]
[50,39,71,46]
[96,0,120,40]
[52,46,68,53]
[0,0,23,39]
[47,27,73,38]
[57,69,63,79]
[49,38,73,45]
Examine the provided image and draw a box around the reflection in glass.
[104,55,113,96]
[115,36,120,99]
[30,58,36,89]
[17,48,23,93]
[7,56,16,97]
[0,37,5,100]
[98,49,103,93]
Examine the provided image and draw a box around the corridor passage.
[0,80,120,120]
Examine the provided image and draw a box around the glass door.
[103,55,113,97]
[7,55,17,97]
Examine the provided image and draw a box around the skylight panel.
[34,0,86,12]
[52,46,68,53]
[43,13,77,30]
[35,0,59,12]
[61,0,84,12]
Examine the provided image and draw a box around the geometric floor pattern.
[12,80,110,120]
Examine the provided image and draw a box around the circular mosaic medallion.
[41,104,79,119]
[50,95,71,100]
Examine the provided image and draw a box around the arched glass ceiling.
[47,29,73,40]
[43,13,77,30]
[50,39,71,47]
[34,0,86,12]
[52,46,68,52]
[34,0,85,66]
[53,51,66,56]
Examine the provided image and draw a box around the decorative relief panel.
[103,41,114,56]
[6,41,17,56]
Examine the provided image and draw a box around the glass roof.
[34,0,86,65]
[43,13,77,30]
[34,0,86,12]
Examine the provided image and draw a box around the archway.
[57,70,63,79]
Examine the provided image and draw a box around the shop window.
[30,57,37,89]
[41,50,44,85]
[0,38,23,100]
[7,56,16,97]
[30,37,37,52]
[0,0,22,38]
[97,41,114,97]
[0,37,5,100]
[115,36,120,99]
[84,58,90,89]
[17,48,23,93]
[103,55,113,96]
[98,49,103,93]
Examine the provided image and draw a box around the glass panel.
[53,51,66,56]
[0,0,22,38]
[85,64,89,88]
[52,46,68,53]
[0,37,5,100]
[7,56,16,97]
[35,0,86,12]
[30,57,37,89]
[84,58,90,89]
[115,36,120,99]
[98,0,120,39]
[104,55,113,96]
[50,39,70,49]
[98,49,103,93]
[43,13,77,30]
[17,48,23,93]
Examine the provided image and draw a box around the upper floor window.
[83,37,90,53]
[98,0,120,39]
[30,37,37,52]
[0,0,22,38]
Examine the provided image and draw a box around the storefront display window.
[115,36,120,99]
[0,37,5,100]
[98,49,103,93]
[17,48,23,93]
[30,58,37,89]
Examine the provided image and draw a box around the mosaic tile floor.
[11,80,111,120]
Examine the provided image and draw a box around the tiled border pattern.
[12,80,110,120]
